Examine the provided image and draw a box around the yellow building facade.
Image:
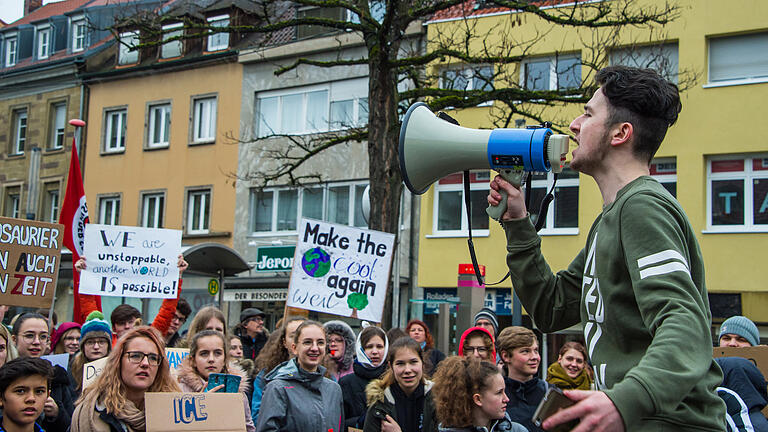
[419,0,768,328]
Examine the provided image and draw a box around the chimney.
[25,0,43,15]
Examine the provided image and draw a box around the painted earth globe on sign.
[301,247,331,278]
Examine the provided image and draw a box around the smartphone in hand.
[532,386,578,432]
[205,373,241,393]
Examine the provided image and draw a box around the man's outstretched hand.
[543,390,624,432]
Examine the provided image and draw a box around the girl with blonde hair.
[178,305,226,347]
[0,324,18,367]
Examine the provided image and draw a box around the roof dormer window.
[38,26,51,59]
[5,35,18,67]
[161,23,183,58]
[118,31,140,65]
[72,18,86,52]
[206,15,229,52]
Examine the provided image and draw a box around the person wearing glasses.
[71,326,180,432]
[11,312,77,431]
[458,327,495,362]
[69,311,113,394]
[164,297,191,348]
[238,308,269,360]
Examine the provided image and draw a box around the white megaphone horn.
[398,102,569,220]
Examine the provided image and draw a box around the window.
[250,181,369,233]
[161,23,183,58]
[118,31,139,65]
[104,108,127,152]
[206,15,229,51]
[147,103,171,148]
[141,192,164,228]
[11,109,27,155]
[707,155,768,232]
[42,183,60,223]
[708,32,768,85]
[3,187,21,218]
[610,43,679,83]
[98,196,120,225]
[348,1,386,24]
[522,54,581,91]
[650,158,677,197]
[192,96,217,143]
[257,78,368,137]
[527,165,580,234]
[49,102,66,149]
[187,189,211,234]
[37,27,50,59]
[72,19,86,52]
[431,171,489,236]
[297,7,345,39]
[5,36,17,67]
[441,65,494,92]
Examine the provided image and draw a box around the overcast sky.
[1,0,61,25]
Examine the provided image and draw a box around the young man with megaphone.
[488,66,726,432]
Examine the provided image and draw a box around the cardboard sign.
[0,217,63,308]
[145,392,246,431]
[713,346,768,416]
[287,218,394,322]
[166,348,190,370]
[80,224,181,299]
[82,356,109,389]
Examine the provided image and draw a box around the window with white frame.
[527,165,579,233]
[187,189,211,234]
[147,103,171,148]
[98,196,120,225]
[250,182,369,233]
[708,32,768,85]
[650,158,677,197]
[257,78,368,137]
[522,54,581,91]
[118,31,139,65]
[72,19,86,52]
[11,109,27,155]
[49,102,66,149]
[206,15,229,51]
[161,23,183,58]
[37,26,51,59]
[191,96,217,143]
[610,43,679,83]
[707,155,768,231]
[5,36,17,67]
[432,171,490,236]
[348,1,386,24]
[42,183,59,223]
[104,108,127,152]
[3,187,21,218]
[441,65,494,105]
[141,192,164,228]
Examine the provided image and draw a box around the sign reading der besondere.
[80,224,181,299]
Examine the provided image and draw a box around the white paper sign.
[287,218,394,322]
[82,356,109,389]
[41,353,69,370]
[80,224,181,299]
[166,348,190,370]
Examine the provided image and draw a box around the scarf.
[546,361,592,391]
[71,395,145,432]
[390,381,425,432]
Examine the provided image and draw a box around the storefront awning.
[182,243,251,276]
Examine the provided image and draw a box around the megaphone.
[398,102,570,220]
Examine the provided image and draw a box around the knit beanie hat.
[719,316,760,347]
[51,322,81,351]
[473,308,499,335]
[80,311,113,350]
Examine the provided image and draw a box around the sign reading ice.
[80,224,181,299]
[287,218,394,322]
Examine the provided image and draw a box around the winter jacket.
[503,375,548,432]
[546,361,592,391]
[324,320,356,381]
[425,348,446,376]
[0,416,45,432]
[715,357,768,432]
[250,369,267,425]
[256,358,344,432]
[40,364,76,431]
[240,330,269,361]
[340,361,388,429]
[173,360,256,432]
[363,378,437,432]
[437,412,527,432]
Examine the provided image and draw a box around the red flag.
[59,141,100,323]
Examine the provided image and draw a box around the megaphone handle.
[487,169,524,221]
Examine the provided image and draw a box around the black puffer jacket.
[363,379,437,432]
[339,361,388,429]
[716,357,768,432]
[503,375,549,432]
[40,364,77,431]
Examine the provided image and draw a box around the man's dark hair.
[110,304,142,326]
[0,357,54,395]
[596,66,682,163]
[176,298,191,319]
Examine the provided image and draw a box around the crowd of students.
[0,296,766,432]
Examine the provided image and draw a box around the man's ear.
[499,350,510,363]
[610,122,633,147]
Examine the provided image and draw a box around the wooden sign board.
[145,392,245,431]
[713,346,768,416]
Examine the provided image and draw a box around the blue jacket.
[503,376,549,432]
[716,357,768,432]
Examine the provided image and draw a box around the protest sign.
[41,353,70,370]
[713,345,768,416]
[0,217,63,308]
[287,218,394,322]
[145,392,245,432]
[82,356,109,390]
[166,347,190,370]
[79,224,181,299]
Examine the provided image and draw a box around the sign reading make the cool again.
[79,224,181,299]
[286,218,394,323]
[0,217,63,309]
